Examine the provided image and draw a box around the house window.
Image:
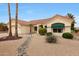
[58,29,63,33]
[34,26,37,31]
[51,23,65,33]
[53,29,57,32]
[45,25,47,28]
[53,29,63,33]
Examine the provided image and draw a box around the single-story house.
[7,19,30,35]
[7,14,74,36]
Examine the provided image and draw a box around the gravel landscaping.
[0,33,79,56]
[0,33,29,56]
[27,34,79,56]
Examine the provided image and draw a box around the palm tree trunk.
[8,3,12,37]
[29,24,33,34]
[30,26,32,34]
[15,3,18,37]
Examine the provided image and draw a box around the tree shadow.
[0,36,22,42]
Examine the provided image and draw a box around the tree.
[0,23,8,31]
[0,23,4,31]
[15,3,18,37]
[71,20,75,32]
[8,3,12,36]
[67,13,75,19]
[67,13,75,32]
[29,24,33,34]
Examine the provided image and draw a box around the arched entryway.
[51,23,65,33]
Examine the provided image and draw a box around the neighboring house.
[7,15,74,36]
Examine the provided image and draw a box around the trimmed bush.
[46,32,52,36]
[62,32,73,39]
[75,30,79,33]
[46,35,57,43]
[39,25,43,28]
[39,28,47,35]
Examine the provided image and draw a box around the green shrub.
[46,32,52,36]
[39,28,47,35]
[46,35,57,43]
[62,32,73,39]
[75,30,79,33]
[39,25,43,28]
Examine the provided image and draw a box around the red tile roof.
[18,20,29,25]
[28,14,73,25]
[7,19,29,26]
[8,15,73,25]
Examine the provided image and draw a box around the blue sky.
[0,3,79,27]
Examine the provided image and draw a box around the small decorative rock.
[17,35,31,56]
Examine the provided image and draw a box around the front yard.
[0,33,29,56]
[0,33,79,56]
[27,34,79,56]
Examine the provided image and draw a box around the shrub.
[75,30,79,33]
[62,32,73,39]
[46,35,57,43]
[0,25,8,31]
[39,28,47,35]
[39,25,43,28]
[46,32,52,36]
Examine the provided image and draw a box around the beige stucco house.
[7,15,74,36]
[7,19,30,35]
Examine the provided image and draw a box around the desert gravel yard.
[0,33,29,56]
[0,33,79,56]
[27,34,79,56]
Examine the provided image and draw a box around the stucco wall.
[7,20,30,35]
[46,18,72,33]
[11,26,22,35]
[64,26,71,32]
[21,25,30,34]
[7,17,73,35]
[7,20,22,35]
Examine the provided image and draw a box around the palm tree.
[29,24,33,34]
[71,20,75,32]
[8,3,12,36]
[67,13,75,32]
[67,13,75,19]
[15,3,18,37]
